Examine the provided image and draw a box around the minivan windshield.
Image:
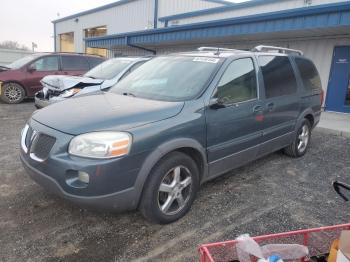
[84,58,133,80]
[112,56,222,101]
[7,54,42,69]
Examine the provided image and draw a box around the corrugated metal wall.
[174,0,350,25]
[55,0,226,53]
[55,0,155,53]
[154,36,350,96]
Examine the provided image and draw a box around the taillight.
[320,89,324,105]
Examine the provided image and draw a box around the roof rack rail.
[197,46,239,54]
[252,45,303,56]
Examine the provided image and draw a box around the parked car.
[0,53,105,104]
[34,57,151,108]
[20,46,323,224]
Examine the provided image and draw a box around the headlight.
[69,132,132,159]
[60,88,81,98]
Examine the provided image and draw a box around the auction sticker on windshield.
[193,57,220,63]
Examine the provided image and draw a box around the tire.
[283,119,311,158]
[0,82,25,104]
[139,151,200,224]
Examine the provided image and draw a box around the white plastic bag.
[236,234,309,262]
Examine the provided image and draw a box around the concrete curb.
[315,126,350,139]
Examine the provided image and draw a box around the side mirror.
[333,181,350,201]
[209,97,226,109]
[28,64,36,73]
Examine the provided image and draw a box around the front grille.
[30,133,56,160]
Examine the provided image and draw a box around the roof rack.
[197,46,239,54]
[252,45,303,56]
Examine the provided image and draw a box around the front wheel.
[284,119,311,158]
[139,152,199,224]
[1,82,25,104]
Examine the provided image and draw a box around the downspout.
[154,0,158,29]
[126,36,156,55]
[53,22,57,52]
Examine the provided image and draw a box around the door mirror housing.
[28,64,36,72]
[209,97,226,109]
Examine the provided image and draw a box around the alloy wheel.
[157,166,192,216]
[4,83,23,103]
[297,124,310,153]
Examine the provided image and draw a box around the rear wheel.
[284,119,311,158]
[1,82,25,104]
[139,152,199,224]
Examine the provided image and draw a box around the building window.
[259,56,297,98]
[84,26,107,57]
[59,32,74,52]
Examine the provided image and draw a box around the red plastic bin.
[199,223,350,262]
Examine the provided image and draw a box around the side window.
[31,56,59,71]
[259,56,298,98]
[215,58,257,104]
[87,57,105,69]
[294,58,322,91]
[61,56,89,71]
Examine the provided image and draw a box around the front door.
[326,46,350,113]
[24,55,61,96]
[206,57,264,177]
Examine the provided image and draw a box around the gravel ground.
[0,101,350,262]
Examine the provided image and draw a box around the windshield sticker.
[193,57,219,64]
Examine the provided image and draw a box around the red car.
[0,53,105,104]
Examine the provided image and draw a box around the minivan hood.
[41,75,104,92]
[32,92,184,135]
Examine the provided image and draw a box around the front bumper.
[20,119,146,211]
[34,91,61,109]
[20,154,138,211]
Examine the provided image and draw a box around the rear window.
[61,56,89,71]
[294,58,322,91]
[87,57,105,69]
[259,56,298,98]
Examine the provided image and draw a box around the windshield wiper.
[123,92,136,97]
[85,75,96,79]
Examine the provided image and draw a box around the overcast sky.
[0,0,247,52]
[0,0,117,52]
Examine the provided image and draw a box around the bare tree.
[0,41,30,51]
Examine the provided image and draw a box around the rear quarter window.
[294,58,322,91]
[61,56,89,71]
[87,57,105,69]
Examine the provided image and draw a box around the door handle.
[253,105,263,113]
[267,102,274,112]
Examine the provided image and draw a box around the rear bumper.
[20,154,138,211]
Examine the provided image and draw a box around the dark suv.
[0,53,105,104]
[20,46,323,224]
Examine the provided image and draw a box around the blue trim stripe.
[86,1,350,49]
[52,0,136,23]
[158,0,286,22]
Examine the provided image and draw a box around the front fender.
[133,138,208,206]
